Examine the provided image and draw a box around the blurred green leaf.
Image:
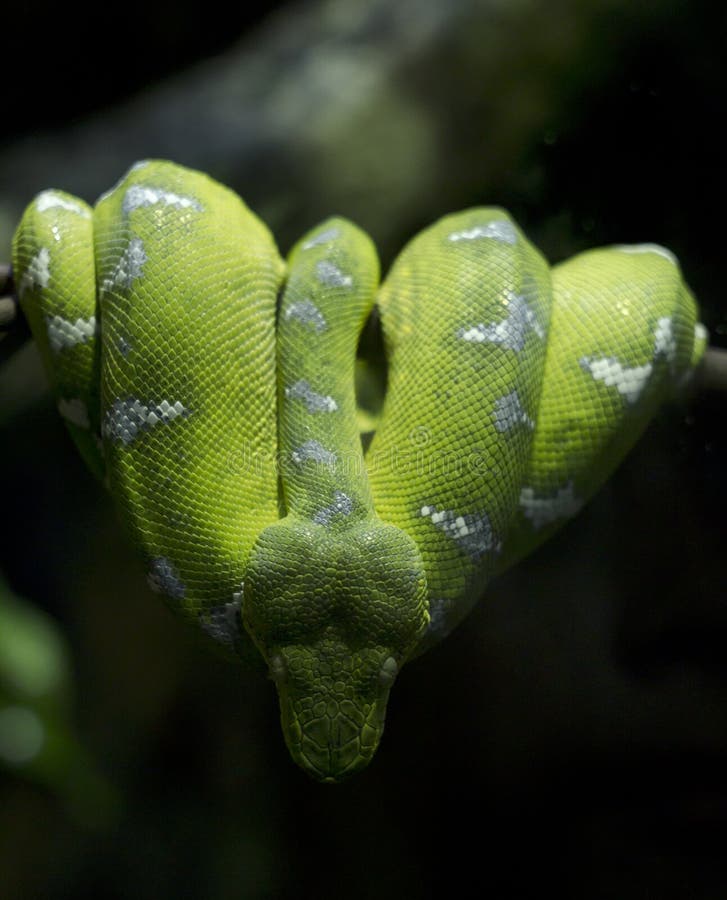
[0,577,118,826]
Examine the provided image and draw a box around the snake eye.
[378,656,398,688]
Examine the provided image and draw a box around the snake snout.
[285,696,385,783]
[270,643,397,782]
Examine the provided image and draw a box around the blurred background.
[1,0,726,896]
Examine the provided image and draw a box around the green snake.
[12,160,706,782]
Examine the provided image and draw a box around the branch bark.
[696,346,727,393]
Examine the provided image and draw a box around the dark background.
[1,0,726,897]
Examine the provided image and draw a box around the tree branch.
[2,258,726,398]
[0,264,16,335]
[0,266,29,363]
[695,346,727,393]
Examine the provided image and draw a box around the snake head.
[243,520,429,782]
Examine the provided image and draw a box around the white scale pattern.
[492,390,534,434]
[122,185,203,215]
[200,599,242,648]
[419,504,501,559]
[36,191,90,218]
[46,314,97,352]
[19,247,51,297]
[315,260,352,288]
[103,398,190,445]
[579,316,678,405]
[313,490,354,526]
[447,220,518,245]
[285,299,328,332]
[425,596,455,640]
[519,481,583,530]
[147,557,186,599]
[291,439,337,466]
[457,291,544,351]
[653,316,677,373]
[302,227,341,250]
[578,356,653,405]
[100,238,147,296]
[285,380,338,413]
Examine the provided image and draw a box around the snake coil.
[12,161,706,780]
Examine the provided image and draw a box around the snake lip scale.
[12,159,706,781]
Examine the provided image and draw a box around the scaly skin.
[366,209,553,651]
[12,161,706,781]
[244,219,428,779]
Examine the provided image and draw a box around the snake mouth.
[267,646,395,783]
[280,690,389,783]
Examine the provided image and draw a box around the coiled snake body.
[13,161,706,781]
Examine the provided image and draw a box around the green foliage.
[0,578,117,825]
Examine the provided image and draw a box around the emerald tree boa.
[12,161,705,781]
